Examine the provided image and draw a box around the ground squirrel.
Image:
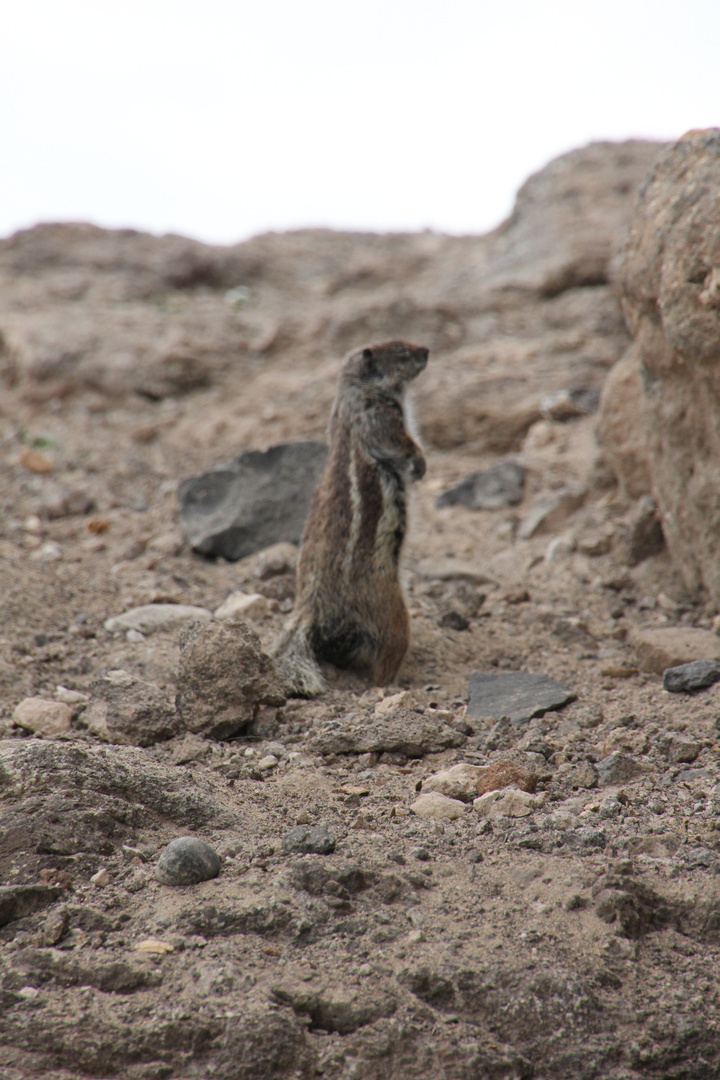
[272,340,429,696]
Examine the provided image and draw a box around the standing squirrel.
[272,340,429,697]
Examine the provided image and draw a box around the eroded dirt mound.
[3,138,720,1080]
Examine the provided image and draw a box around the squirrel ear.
[358,347,378,378]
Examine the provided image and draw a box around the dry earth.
[2,139,720,1079]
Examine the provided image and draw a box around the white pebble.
[257,754,279,771]
[55,686,90,705]
[29,541,62,562]
[213,591,269,622]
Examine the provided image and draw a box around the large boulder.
[606,129,720,602]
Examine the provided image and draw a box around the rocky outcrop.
[0,141,663,459]
[603,129,720,603]
[480,140,665,298]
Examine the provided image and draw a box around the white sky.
[2,0,719,245]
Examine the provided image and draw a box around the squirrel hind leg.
[372,599,410,686]
[274,649,327,698]
[271,626,327,698]
[313,622,378,677]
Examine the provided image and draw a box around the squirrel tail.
[271,621,326,698]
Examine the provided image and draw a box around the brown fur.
[272,340,428,696]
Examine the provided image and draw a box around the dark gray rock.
[155,836,221,885]
[436,459,526,510]
[663,659,720,694]
[178,441,327,560]
[281,825,336,856]
[466,671,576,723]
[175,621,286,740]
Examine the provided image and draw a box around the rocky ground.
[2,138,720,1079]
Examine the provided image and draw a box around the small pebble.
[19,447,53,474]
[214,591,269,621]
[55,686,90,705]
[257,754,279,771]
[135,938,173,954]
[155,837,222,886]
[12,697,72,737]
[374,691,413,717]
[281,825,336,855]
[410,792,466,822]
[90,868,110,887]
[29,541,62,562]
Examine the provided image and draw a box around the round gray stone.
[155,836,221,885]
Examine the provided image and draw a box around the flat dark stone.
[178,441,327,561]
[436,459,526,511]
[466,671,575,723]
[281,825,336,856]
[155,836,221,885]
[663,659,720,694]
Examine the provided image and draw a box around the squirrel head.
[344,340,429,393]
